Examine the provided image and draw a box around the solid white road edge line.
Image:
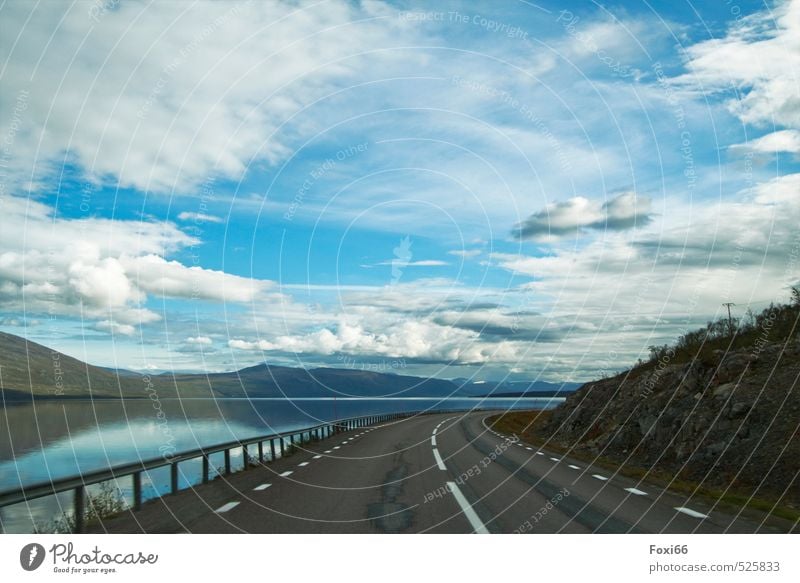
[447,481,489,534]
[431,435,437,447]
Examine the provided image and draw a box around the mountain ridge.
[0,331,577,400]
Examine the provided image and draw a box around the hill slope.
[0,331,147,398]
[540,338,800,505]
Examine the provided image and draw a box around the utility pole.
[722,302,736,335]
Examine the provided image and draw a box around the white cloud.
[448,249,482,258]
[495,175,800,326]
[371,259,449,267]
[730,129,800,154]
[0,195,273,332]
[0,1,412,194]
[94,320,136,336]
[513,191,652,240]
[122,255,269,303]
[177,212,224,224]
[186,336,213,345]
[676,0,800,129]
[228,318,526,365]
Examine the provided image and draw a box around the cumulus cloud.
[0,195,273,333]
[122,255,269,303]
[228,317,526,365]
[512,192,652,240]
[186,336,213,345]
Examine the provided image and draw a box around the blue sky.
[1,0,798,381]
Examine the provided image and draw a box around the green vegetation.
[36,482,127,534]
[643,287,800,368]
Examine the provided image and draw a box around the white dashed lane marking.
[312,455,322,459]
[624,487,648,496]
[279,471,293,477]
[448,481,489,534]
[567,464,580,470]
[215,502,240,513]
[592,474,608,481]
[298,462,309,467]
[536,452,544,456]
[432,448,446,470]
[550,457,560,462]
[431,435,437,447]
[253,484,271,491]
[333,446,341,450]
[324,450,332,454]
[675,507,708,519]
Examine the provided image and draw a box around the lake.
[0,396,561,532]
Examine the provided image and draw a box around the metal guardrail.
[0,411,416,533]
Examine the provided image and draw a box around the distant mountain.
[0,332,460,399]
[0,331,580,400]
[458,379,581,397]
[171,362,463,399]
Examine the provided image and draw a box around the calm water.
[0,396,561,532]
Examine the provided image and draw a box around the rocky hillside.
[541,338,800,506]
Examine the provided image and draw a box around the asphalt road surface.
[93,412,796,533]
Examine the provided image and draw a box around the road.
[93,412,796,533]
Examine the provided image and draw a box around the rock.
[729,402,751,418]
[712,382,735,399]
[537,337,799,505]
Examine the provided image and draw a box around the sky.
[0,0,798,382]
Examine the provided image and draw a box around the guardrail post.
[279,438,285,458]
[243,444,249,468]
[133,473,142,511]
[73,486,85,534]
[258,441,264,463]
[202,454,209,483]
[170,462,179,494]
[270,439,276,461]
[224,449,231,474]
